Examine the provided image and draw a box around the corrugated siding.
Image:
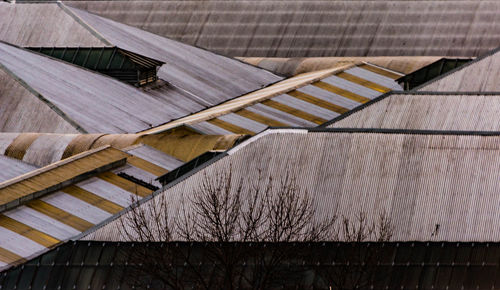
[0,155,37,183]
[186,65,401,135]
[0,69,80,134]
[0,43,190,133]
[65,1,500,57]
[328,94,500,131]
[0,2,104,47]
[67,5,283,107]
[85,131,500,242]
[240,57,438,77]
[418,50,500,91]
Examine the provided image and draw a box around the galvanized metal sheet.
[345,67,402,90]
[0,155,38,183]
[189,122,234,135]
[217,113,267,134]
[322,76,380,99]
[247,103,316,127]
[77,177,136,208]
[297,85,361,109]
[126,145,183,171]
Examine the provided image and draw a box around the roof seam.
[57,2,113,46]
[270,127,500,136]
[0,61,88,133]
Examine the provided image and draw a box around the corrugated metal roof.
[0,155,37,183]
[239,56,445,77]
[144,64,402,135]
[64,4,283,106]
[0,42,201,133]
[417,48,500,91]
[326,93,500,130]
[65,0,500,57]
[0,132,242,167]
[0,2,105,47]
[85,129,500,242]
[0,144,180,271]
[1,241,499,289]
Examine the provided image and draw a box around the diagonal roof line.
[0,54,88,133]
[57,2,113,46]
[411,45,500,92]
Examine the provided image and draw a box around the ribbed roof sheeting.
[0,132,241,167]
[0,145,180,271]
[240,57,443,77]
[147,64,402,135]
[327,93,500,130]
[0,69,80,134]
[65,1,500,57]
[0,155,37,183]
[66,6,283,106]
[0,42,189,133]
[418,49,500,91]
[0,2,105,47]
[86,130,500,242]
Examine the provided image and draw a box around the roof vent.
[26,46,164,87]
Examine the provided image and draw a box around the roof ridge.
[0,56,87,133]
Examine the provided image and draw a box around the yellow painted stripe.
[98,172,152,198]
[313,81,371,104]
[0,215,59,248]
[26,200,93,232]
[127,156,169,177]
[261,100,327,125]
[287,90,350,115]
[359,64,401,80]
[0,247,25,265]
[61,185,123,214]
[336,72,391,93]
[207,118,255,135]
[235,109,288,127]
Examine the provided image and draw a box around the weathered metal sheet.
[65,1,500,57]
[328,93,500,131]
[0,155,37,183]
[126,144,183,172]
[150,65,401,135]
[85,130,500,242]
[418,49,500,91]
[66,5,283,107]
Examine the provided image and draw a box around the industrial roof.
[0,155,37,183]
[1,241,498,290]
[0,145,179,271]
[417,48,500,91]
[144,64,402,135]
[240,56,446,77]
[0,2,282,116]
[65,0,500,57]
[85,129,500,242]
[325,92,500,130]
[0,132,242,167]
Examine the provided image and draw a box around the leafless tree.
[119,166,393,289]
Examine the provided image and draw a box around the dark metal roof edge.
[268,127,500,136]
[411,46,500,92]
[73,151,230,241]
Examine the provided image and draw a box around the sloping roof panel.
[0,155,37,183]
[65,0,500,57]
[85,129,500,242]
[66,5,283,106]
[326,93,500,130]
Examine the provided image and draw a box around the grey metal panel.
[328,94,500,131]
[297,85,360,109]
[217,113,268,133]
[345,67,402,90]
[322,75,380,99]
[67,6,283,107]
[85,130,500,242]
[273,94,340,121]
[0,155,38,183]
[0,227,45,259]
[113,164,161,188]
[0,42,185,133]
[77,177,135,208]
[418,50,500,91]
[189,122,234,135]
[126,145,183,172]
[64,1,500,57]
[247,103,316,127]
[0,2,104,47]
